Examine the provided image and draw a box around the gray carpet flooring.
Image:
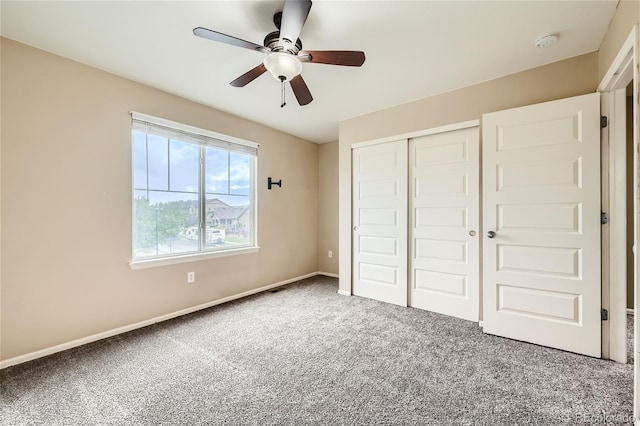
[0,276,633,425]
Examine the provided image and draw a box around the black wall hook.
[268,177,282,190]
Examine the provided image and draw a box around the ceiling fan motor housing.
[264,31,302,54]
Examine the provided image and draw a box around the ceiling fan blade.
[279,0,312,45]
[290,74,313,106]
[230,64,268,87]
[193,27,269,53]
[299,50,365,67]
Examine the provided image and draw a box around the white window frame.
[128,112,259,270]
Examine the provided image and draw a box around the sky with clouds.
[133,130,251,207]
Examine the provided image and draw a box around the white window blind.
[130,111,258,156]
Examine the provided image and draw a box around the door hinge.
[601,308,609,321]
[601,116,608,128]
[601,212,608,225]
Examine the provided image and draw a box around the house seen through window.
[131,113,257,261]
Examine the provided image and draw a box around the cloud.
[134,132,252,197]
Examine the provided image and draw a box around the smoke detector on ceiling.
[534,34,559,49]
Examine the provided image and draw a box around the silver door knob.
[353,226,359,231]
[487,231,496,238]
[469,230,476,237]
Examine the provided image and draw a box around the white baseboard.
[628,308,635,315]
[337,289,351,296]
[0,271,321,370]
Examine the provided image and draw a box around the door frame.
[600,87,628,362]
[597,25,638,417]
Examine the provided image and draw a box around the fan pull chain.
[279,76,286,108]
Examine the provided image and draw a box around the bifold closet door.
[352,139,408,306]
[409,127,480,321]
[482,93,601,357]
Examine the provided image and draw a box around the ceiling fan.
[193,0,366,107]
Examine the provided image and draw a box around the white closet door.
[352,140,408,306]
[482,93,601,357]
[409,127,480,321]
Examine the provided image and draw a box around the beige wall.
[0,38,319,361]
[598,0,639,82]
[338,52,599,294]
[318,142,338,275]
[340,53,598,145]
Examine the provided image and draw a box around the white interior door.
[352,140,408,306]
[409,127,480,321]
[482,92,601,357]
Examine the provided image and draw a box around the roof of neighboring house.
[211,206,249,220]
[180,198,247,220]
[206,198,230,209]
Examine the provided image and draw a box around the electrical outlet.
[328,250,333,258]
[187,272,195,283]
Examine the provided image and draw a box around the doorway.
[597,25,638,416]
[627,80,635,366]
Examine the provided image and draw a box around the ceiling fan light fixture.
[263,52,302,81]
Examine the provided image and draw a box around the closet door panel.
[353,140,408,306]
[409,127,480,321]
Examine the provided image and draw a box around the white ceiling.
[1,1,618,143]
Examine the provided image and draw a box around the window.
[131,112,258,263]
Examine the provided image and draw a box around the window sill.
[129,246,260,270]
